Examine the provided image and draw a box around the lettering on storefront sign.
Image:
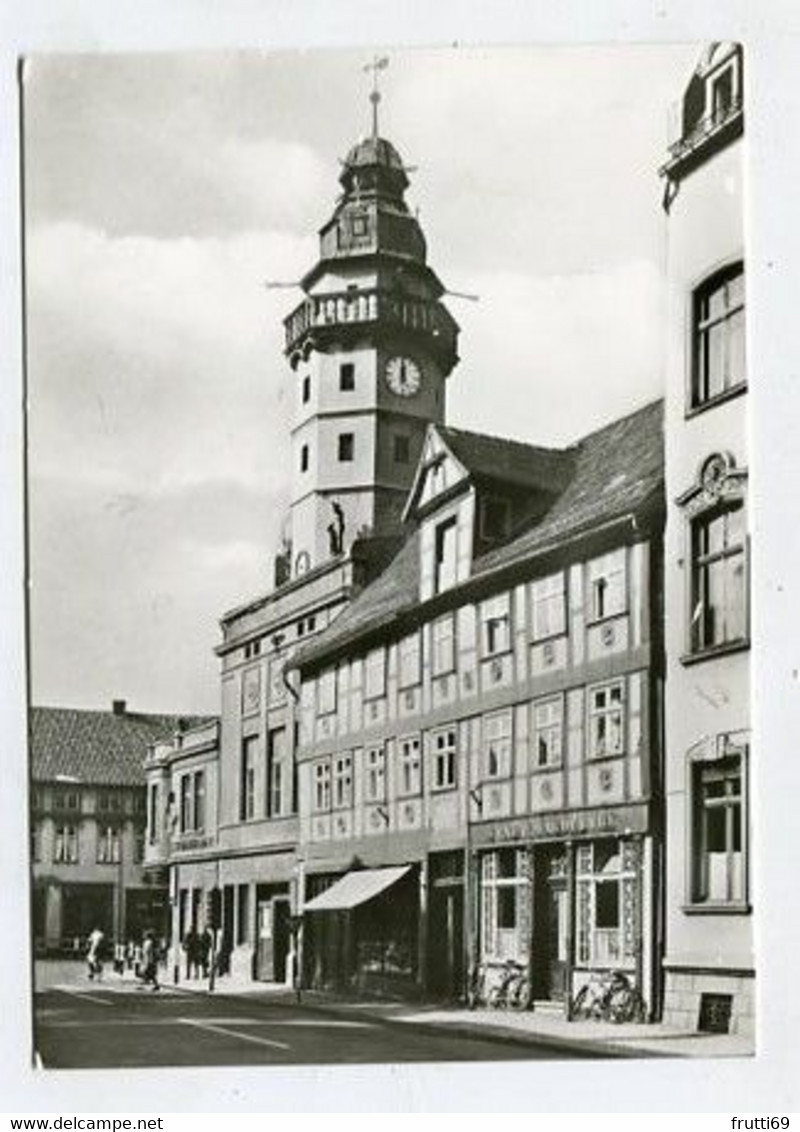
[175,834,214,852]
[471,803,649,846]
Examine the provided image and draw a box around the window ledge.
[682,902,752,916]
[431,783,457,794]
[530,631,568,647]
[680,639,750,666]
[529,763,563,776]
[480,649,513,662]
[586,751,626,763]
[585,612,628,629]
[685,382,747,420]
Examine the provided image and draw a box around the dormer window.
[480,496,511,543]
[434,516,458,594]
[705,50,741,126]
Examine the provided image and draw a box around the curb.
[172,982,666,1059]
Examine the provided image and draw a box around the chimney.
[112,699,127,716]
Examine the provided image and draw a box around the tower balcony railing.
[284,287,459,364]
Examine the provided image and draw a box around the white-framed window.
[266,727,287,818]
[575,840,639,968]
[312,759,331,813]
[431,727,457,791]
[688,739,748,907]
[180,773,192,832]
[481,593,511,657]
[588,681,625,759]
[483,710,513,780]
[317,668,337,716]
[148,782,159,844]
[480,848,528,962]
[398,631,421,689]
[364,745,386,803]
[532,696,563,769]
[531,571,566,640]
[97,825,121,864]
[398,735,422,797]
[54,824,79,864]
[588,550,626,622]
[690,500,747,653]
[364,648,386,700]
[434,516,458,594]
[692,262,745,408]
[704,51,742,126]
[332,754,353,809]
[193,770,205,832]
[432,614,456,677]
[241,736,257,821]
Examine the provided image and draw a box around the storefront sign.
[470,803,649,847]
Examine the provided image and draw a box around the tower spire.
[363,55,389,138]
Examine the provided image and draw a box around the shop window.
[431,614,456,677]
[364,745,386,803]
[481,593,511,656]
[434,516,458,594]
[575,839,638,968]
[339,363,355,392]
[588,550,626,622]
[690,501,747,654]
[338,432,355,462]
[317,668,337,716]
[480,848,528,962]
[483,710,512,780]
[240,736,257,821]
[398,735,422,797]
[96,826,121,864]
[364,648,386,700]
[530,571,566,640]
[691,263,745,409]
[588,681,625,759]
[532,696,563,769]
[54,824,79,864]
[689,742,748,907]
[431,727,457,791]
[398,631,421,689]
[312,760,331,812]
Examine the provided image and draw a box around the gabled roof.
[291,399,664,671]
[30,706,215,788]
[438,424,573,493]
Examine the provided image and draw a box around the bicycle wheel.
[571,984,591,1019]
[510,975,531,1011]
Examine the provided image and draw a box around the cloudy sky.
[24,44,700,715]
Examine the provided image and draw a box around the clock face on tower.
[385,355,422,398]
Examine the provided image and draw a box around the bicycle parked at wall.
[571,969,646,1023]
[469,958,531,1011]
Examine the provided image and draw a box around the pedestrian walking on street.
[141,930,160,992]
[86,927,104,981]
[199,927,212,978]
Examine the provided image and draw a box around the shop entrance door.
[546,882,568,1000]
[428,883,464,999]
[256,897,291,983]
[533,847,569,1001]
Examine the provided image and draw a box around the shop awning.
[303,865,412,912]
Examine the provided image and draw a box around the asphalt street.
[33,981,596,1068]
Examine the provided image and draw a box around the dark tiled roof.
[438,425,573,493]
[30,706,215,787]
[291,399,664,669]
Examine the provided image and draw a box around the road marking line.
[180,1017,291,1051]
[52,986,113,1006]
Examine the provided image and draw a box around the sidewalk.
[175,972,755,1060]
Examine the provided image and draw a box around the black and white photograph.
[4,1,800,1115]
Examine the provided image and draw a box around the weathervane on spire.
[363,55,389,138]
